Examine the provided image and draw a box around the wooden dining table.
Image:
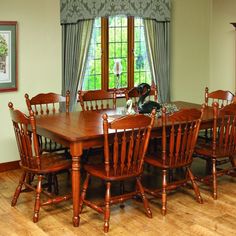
[35,101,213,227]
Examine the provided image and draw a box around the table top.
[35,101,213,145]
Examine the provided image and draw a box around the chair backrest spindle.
[78,90,116,111]
[8,102,41,170]
[205,87,234,108]
[213,102,236,156]
[25,91,70,115]
[102,110,155,177]
[161,106,204,167]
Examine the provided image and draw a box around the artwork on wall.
[0,21,17,92]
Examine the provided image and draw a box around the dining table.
[35,101,213,227]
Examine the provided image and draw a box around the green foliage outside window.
[82,16,152,91]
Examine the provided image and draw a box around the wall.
[209,0,236,92]
[171,0,211,104]
[0,0,61,163]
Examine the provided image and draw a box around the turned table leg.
[70,142,83,227]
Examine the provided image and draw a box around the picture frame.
[0,21,17,92]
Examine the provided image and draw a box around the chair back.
[78,90,116,111]
[205,87,234,108]
[8,102,41,170]
[103,110,155,177]
[162,106,204,167]
[25,91,70,115]
[125,86,158,108]
[212,102,236,156]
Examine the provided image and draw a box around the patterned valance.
[60,0,171,24]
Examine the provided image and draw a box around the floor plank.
[0,160,235,236]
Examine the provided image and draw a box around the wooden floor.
[0,159,235,236]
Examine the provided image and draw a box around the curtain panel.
[144,20,170,103]
[60,0,171,24]
[62,20,94,111]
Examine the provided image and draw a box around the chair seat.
[84,164,142,181]
[195,142,232,159]
[20,153,71,174]
[145,153,192,169]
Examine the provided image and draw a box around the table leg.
[70,142,83,227]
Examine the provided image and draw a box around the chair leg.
[104,182,111,233]
[52,174,59,195]
[168,169,174,182]
[136,177,152,218]
[11,171,27,206]
[205,159,212,175]
[33,175,43,223]
[212,158,217,200]
[186,167,203,204]
[161,169,167,216]
[230,155,236,168]
[47,174,52,193]
[79,173,90,213]
[26,173,34,185]
[119,181,125,209]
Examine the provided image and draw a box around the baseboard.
[0,160,20,172]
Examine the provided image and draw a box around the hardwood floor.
[0,159,235,236]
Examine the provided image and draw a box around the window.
[83,16,152,91]
[83,19,101,91]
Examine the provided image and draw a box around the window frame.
[84,16,152,92]
[101,16,135,91]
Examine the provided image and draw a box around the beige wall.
[0,0,61,163]
[171,0,236,100]
[171,0,211,103]
[209,0,236,92]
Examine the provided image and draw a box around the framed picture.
[0,21,17,92]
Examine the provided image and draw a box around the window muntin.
[83,16,153,91]
[108,16,128,89]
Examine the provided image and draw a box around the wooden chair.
[25,91,70,153]
[205,87,234,107]
[78,90,117,163]
[8,102,71,223]
[125,86,158,108]
[79,110,156,232]
[200,87,234,171]
[232,96,236,103]
[78,90,116,111]
[144,106,204,215]
[25,91,71,193]
[195,102,236,199]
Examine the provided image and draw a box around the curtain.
[60,0,171,23]
[61,20,94,111]
[60,0,171,106]
[144,20,170,103]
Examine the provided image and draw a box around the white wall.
[209,0,236,92]
[0,0,61,163]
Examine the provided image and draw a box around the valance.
[60,0,171,24]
